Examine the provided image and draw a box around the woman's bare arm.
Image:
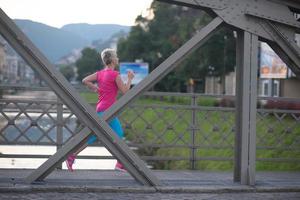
[115,71,134,94]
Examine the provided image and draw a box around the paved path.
[0,170,299,199]
[1,192,300,200]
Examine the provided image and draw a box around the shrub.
[218,97,235,107]
[264,100,300,110]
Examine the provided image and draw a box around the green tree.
[59,65,75,81]
[76,48,102,81]
[117,1,236,92]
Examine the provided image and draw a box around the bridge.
[0,0,300,198]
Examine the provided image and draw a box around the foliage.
[117,2,236,92]
[59,65,75,81]
[76,48,102,81]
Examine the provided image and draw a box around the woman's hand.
[127,70,135,80]
[116,71,134,94]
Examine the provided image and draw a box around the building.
[205,41,300,98]
[5,54,18,84]
[0,36,38,85]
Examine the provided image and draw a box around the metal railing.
[0,86,299,170]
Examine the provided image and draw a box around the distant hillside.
[92,30,128,51]
[57,30,129,66]
[15,19,89,62]
[13,20,130,63]
[61,23,130,43]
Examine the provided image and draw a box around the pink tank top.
[96,68,119,112]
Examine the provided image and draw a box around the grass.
[80,92,98,103]
[80,91,300,171]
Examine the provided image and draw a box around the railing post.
[56,97,63,170]
[190,92,197,170]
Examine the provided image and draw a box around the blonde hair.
[101,48,117,65]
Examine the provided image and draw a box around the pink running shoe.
[115,161,126,172]
[66,154,76,172]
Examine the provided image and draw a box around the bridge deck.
[0,169,299,193]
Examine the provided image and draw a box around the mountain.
[57,30,129,66]
[14,19,89,62]
[13,20,130,63]
[92,30,128,51]
[61,23,130,43]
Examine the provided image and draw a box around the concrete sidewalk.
[0,169,299,193]
[0,191,300,200]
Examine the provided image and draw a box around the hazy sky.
[0,0,153,28]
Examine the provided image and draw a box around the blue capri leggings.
[87,112,124,145]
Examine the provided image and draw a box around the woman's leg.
[66,112,125,171]
[66,113,102,171]
[66,137,89,171]
[108,117,124,139]
[108,116,126,171]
